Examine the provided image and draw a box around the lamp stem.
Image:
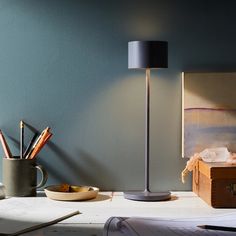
[145,68,150,192]
[123,67,171,201]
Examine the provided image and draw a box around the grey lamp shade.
[128,41,168,69]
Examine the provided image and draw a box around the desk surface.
[1,191,236,236]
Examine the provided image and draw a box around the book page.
[104,213,236,236]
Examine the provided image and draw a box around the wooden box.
[193,160,236,208]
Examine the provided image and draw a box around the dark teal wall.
[0,0,236,191]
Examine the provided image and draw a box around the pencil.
[20,120,24,159]
[0,130,12,158]
[198,225,236,232]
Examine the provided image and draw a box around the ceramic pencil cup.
[2,157,48,197]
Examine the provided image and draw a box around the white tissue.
[199,147,230,162]
[0,183,5,199]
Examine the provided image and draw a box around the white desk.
[0,191,236,235]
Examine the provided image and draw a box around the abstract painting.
[182,72,236,158]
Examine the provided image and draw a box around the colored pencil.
[0,130,12,158]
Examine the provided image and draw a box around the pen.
[20,120,24,159]
[198,225,236,232]
[23,132,38,158]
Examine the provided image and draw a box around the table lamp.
[124,41,171,201]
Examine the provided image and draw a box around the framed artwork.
[182,72,236,158]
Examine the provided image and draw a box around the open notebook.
[103,213,236,236]
[0,196,80,234]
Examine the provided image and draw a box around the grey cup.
[2,157,47,197]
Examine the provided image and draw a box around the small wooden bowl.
[44,185,99,201]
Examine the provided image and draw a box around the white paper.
[104,213,236,236]
[0,197,80,234]
[199,147,230,162]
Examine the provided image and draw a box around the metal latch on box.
[227,183,236,195]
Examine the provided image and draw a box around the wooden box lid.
[198,160,236,179]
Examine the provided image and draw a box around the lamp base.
[123,190,171,201]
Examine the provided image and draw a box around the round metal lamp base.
[124,191,171,201]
